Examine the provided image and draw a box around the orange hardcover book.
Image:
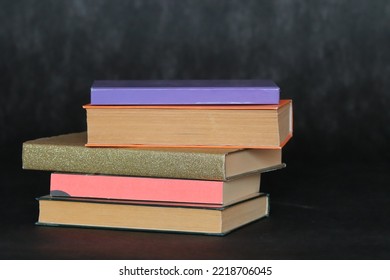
[83,100,293,149]
[50,172,261,206]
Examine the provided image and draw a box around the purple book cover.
[90,80,280,105]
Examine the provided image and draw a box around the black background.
[1,0,390,259]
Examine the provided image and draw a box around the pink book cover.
[50,173,225,204]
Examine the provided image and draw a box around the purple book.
[90,80,280,105]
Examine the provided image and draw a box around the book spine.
[91,88,279,105]
[50,173,224,204]
[22,143,227,180]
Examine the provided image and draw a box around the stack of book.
[22,80,293,236]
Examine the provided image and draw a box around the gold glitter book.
[36,193,269,235]
[22,132,285,180]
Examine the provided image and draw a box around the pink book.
[50,173,261,205]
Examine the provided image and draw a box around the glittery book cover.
[22,132,285,180]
